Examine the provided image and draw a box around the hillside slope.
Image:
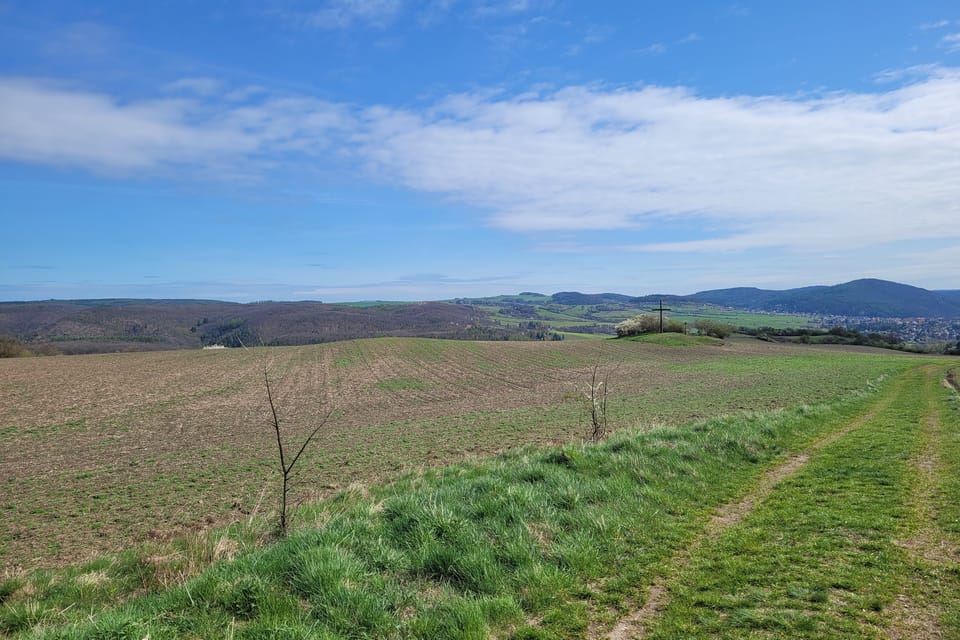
[0,300,501,354]
[692,279,960,317]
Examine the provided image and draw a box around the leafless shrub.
[585,364,615,442]
[262,365,334,537]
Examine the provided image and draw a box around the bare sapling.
[263,366,333,537]
[585,363,613,442]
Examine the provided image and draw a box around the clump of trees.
[517,321,565,341]
[615,314,684,337]
[0,336,31,358]
[694,319,736,339]
[199,318,261,348]
[739,325,960,354]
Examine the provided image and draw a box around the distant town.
[820,316,960,345]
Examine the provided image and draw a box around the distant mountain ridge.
[690,279,960,318]
[490,279,960,318]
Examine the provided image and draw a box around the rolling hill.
[691,279,960,318]
[3,279,958,356]
[0,300,509,355]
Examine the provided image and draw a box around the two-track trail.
[604,364,960,639]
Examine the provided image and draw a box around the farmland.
[0,337,912,571]
[1,336,957,638]
[471,297,816,335]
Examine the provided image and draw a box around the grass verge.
[646,365,960,639]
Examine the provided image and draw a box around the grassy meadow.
[1,336,957,638]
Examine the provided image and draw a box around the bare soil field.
[0,337,912,570]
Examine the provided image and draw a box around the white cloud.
[3,69,960,260]
[943,32,960,52]
[356,69,960,254]
[0,77,349,176]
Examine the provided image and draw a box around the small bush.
[0,335,30,358]
[615,314,684,336]
[694,319,736,339]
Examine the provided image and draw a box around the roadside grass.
[0,370,913,639]
[646,365,960,639]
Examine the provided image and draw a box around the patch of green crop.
[620,333,722,347]
[375,376,430,392]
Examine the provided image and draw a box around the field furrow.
[0,339,917,572]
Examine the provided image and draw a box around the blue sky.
[1,1,959,302]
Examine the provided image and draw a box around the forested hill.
[0,300,507,355]
[690,279,960,317]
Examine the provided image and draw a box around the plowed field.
[0,337,914,570]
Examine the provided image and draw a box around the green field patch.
[375,376,431,392]
[621,333,722,347]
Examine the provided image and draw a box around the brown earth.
[0,337,899,571]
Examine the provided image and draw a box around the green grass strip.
[1,370,921,639]
[648,365,960,639]
[931,365,960,635]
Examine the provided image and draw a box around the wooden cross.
[651,299,672,333]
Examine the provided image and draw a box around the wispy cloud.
[163,77,222,96]
[473,0,548,18]
[3,68,960,260]
[942,32,960,52]
[299,0,404,29]
[42,21,118,59]
[726,3,750,17]
[635,42,666,55]
[357,68,960,254]
[919,19,951,30]
[0,77,350,177]
[873,64,944,83]
[677,32,701,44]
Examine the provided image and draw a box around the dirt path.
[604,377,902,640]
[886,367,958,640]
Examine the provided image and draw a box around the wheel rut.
[887,366,959,640]
[604,376,902,640]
